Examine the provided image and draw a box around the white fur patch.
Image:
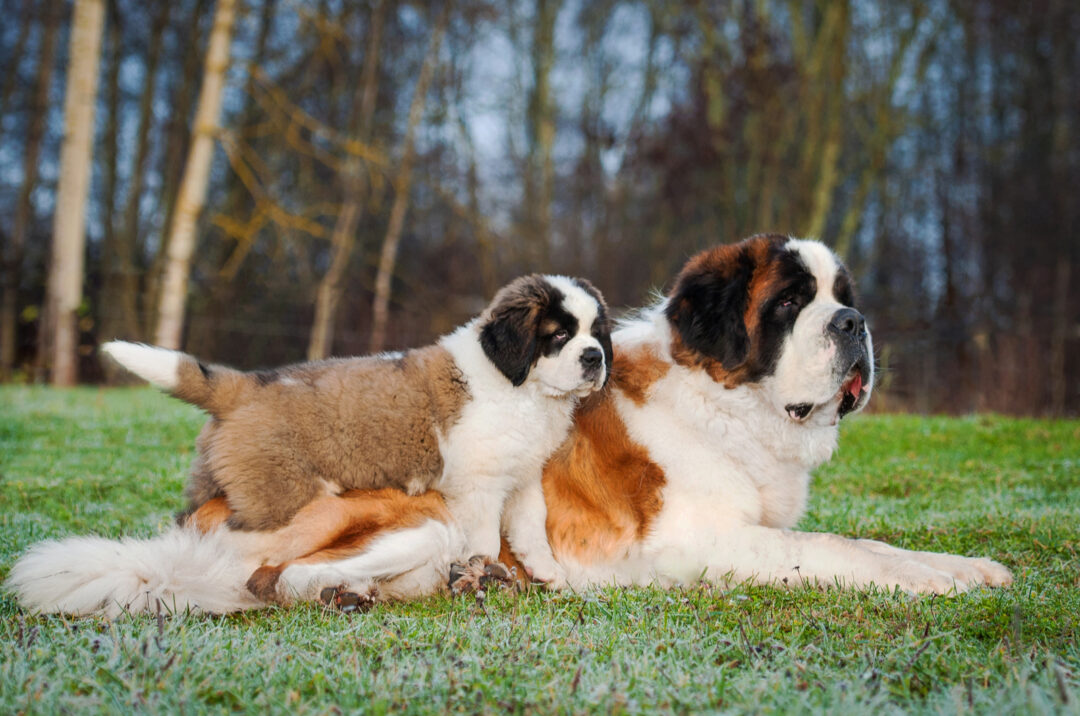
[101,341,182,391]
[786,239,840,296]
[5,528,262,617]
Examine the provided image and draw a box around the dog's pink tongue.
[848,372,863,397]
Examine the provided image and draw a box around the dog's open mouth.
[837,366,869,417]
[785,363,869,423]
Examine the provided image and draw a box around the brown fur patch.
[542,388,666,565]
[497,539,530,589]
[283,489,449,565]
[182,496,232,532]
[612,347,670,406]
[173,359,250,418]
[668,331,743,387]
[174,345,469,531]
[246,565,284,601]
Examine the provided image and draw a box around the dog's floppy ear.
[479,276,551,386]
[665,248,754,370]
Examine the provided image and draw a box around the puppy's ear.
[665,249,753,370]
[479,276,550,386]
[571,277,614,386]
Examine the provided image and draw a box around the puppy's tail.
[5,528,264,618]
[101,341,250,416]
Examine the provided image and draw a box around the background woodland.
[1,0,1076,414]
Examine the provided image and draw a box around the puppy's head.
[479,275,612,397]
[665,235,873,425]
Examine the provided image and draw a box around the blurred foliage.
[0,0,1076,413]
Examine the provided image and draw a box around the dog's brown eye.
[777,292,802,311]
[552,329,569,342]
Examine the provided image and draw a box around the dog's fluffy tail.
[5,528,263,618]
[101,341,251,417]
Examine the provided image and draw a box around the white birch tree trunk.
[42,0,105,386]
[153,0,237,350]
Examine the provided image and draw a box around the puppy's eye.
[552,329,569,342]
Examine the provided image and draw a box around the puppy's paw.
[318,583,379,614]
[448,555,515,596]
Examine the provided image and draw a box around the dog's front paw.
[971,557,1013,587]
[448,555,515,595]
[319,583,379,613]
[885,559,974,595]
[925,553,1013,588]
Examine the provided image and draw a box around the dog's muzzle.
[580,346,604,382]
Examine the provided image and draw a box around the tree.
[368,2,451,353]
[98,2,170,350]
[307,0,386,361]
[144,0,211,338]
[40,0,105,386]
[0,0,35,132]
[1,0,61,380]
[153,0,237,350]
[522,0,561,270]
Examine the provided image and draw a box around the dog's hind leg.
[206,488,451,566]
[253,518,464,605]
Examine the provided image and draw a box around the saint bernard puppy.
[8,275,612,616]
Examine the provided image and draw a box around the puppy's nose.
[580,347,603,370]
[828,308,866,338]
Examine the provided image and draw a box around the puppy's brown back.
[194,345,470,531]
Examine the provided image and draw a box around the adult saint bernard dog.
[9,275,612,616]
[9,236,1012,617]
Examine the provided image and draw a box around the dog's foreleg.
[502,479,566,587]
[848,538,1013,587]
[655,526,1007,594]
[441,482,508,561]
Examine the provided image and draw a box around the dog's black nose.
[580,347,603,370]
[828,308,866,338]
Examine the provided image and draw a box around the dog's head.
[665,235,873,425]
[479,275,612,397]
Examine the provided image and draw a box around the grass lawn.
[1,386,1078,714]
